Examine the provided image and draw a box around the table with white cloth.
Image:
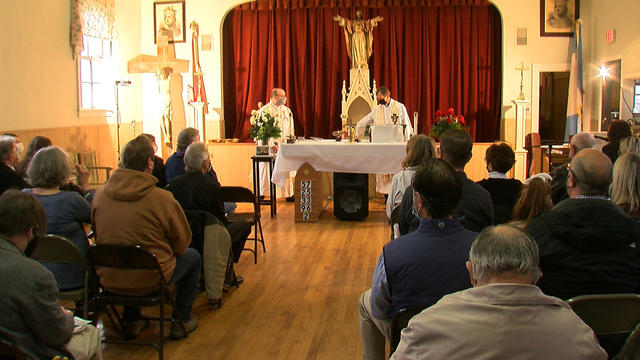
[272,140,406,188]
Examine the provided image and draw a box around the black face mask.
[378,99,387,106]
[24,236,39,257]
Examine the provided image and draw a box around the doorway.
[539,71,569,143]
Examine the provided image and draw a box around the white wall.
[581,0,640,130]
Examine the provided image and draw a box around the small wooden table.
[252,156,277,217]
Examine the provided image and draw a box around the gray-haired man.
[0,135,29,195]
[391,225,606,360]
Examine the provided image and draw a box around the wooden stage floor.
[101,199,390,359]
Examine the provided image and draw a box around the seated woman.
[610,152,640,221]
[510,176,553,230]
[16,136,52,179]
[477,143,522,224]
[386,134,436,219]
[602,120,632,164]
[23,146,91,291]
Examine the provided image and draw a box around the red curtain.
[223,2,502,142]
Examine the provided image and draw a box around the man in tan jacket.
[391,225,607,360]
[92,135,199,340]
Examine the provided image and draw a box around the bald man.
[526,149,640,300]
[550,132,595,204]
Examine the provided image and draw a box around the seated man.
[0,135,29,195]
[527,149,640,300]
[550,132,595,204]
[477,143,522,224]
[92,136,200,340]
[359,158,477,360]
[0,190,103,360]
[165,127,236,213]
[398,129,493,234]
[391,225,606,360]
[167,142,251,305]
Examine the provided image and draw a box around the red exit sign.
[606,29,615,44]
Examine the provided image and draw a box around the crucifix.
[515,62,529,101]
[127,32,189,156]
[391,113,399,125]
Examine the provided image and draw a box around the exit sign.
[606,29,615,44]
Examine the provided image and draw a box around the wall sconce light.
[599,65,610,80]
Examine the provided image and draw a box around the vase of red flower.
[429,107,466,141]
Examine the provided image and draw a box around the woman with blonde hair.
[386,134,436,218]
[610,152,640,220]
[618,135,640,156]
[511,177,553,230]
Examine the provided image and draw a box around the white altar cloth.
[272,140,406,188]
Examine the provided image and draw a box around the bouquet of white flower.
[249,109,281,143]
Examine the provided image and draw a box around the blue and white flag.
[565,20,583,142]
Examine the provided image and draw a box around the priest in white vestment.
[356,86,413,194]
[258,88,295,199]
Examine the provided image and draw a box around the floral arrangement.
[430,107,466,139]
[249,110,281,143]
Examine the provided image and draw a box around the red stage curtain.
[223,2,502,141]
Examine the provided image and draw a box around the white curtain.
[70,0,117,59]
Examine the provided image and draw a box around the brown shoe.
[170,316,198,340]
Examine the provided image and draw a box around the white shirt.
[356,99,412,140]
[259,101,295,142]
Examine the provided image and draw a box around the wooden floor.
[101,199,390,359]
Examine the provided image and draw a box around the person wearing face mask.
[358,158,477,360]
[356,86,413,141]
[356,86,413,196]
[167,142,250,307]
[258,88,296,201]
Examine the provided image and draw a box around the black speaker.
[334,172,369,221]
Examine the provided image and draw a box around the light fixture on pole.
[115,80,131,161]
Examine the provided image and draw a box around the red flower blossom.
[447,107,455,115]
[435,110,445,117]
[446,117,452,124]
[459,115,465,125]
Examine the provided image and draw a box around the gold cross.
[515,62,529,100]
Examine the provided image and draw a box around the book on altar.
[370,124,404,143]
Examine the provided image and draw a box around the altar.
[272,140,406,188]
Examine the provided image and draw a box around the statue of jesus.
[333,11,383,69]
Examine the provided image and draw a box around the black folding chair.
[29,234,92,319]
[567,293,640,358]
[87,244,188,360]
[388,306,425,357]
[221,186,265,264]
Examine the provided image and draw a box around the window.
[77,36,115,112]
[633,80,640,115]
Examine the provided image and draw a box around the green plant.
[249,110,281,143]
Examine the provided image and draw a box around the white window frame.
[76,36,114,118]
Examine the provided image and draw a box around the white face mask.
[277,97,287,106]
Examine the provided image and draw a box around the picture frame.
[540,0,579,37]
[154,1,186,44]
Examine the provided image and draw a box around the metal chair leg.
[158,299,164,360]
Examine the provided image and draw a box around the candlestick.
[413,112,418,136]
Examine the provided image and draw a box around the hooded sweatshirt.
[91,168,191,294]
[526,198,640,300]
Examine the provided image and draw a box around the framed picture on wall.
[154,1,186,44]
[540,0,579,37]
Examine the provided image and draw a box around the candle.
[413,112,418,136]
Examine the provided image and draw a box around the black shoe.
[285,196,295,202]
[123,319,150,340]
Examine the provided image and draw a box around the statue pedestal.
[512,99,529,182]
[188,101,206,142]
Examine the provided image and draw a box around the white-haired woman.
[23,146,91,291]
